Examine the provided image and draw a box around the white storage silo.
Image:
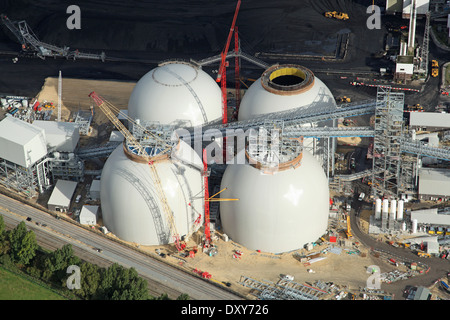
[100,60,222,245]
[397,200,404,221]
[127,61,222,126]
[382,199,389,215]
[390,199,397,221]
[375,198,382,220]
[100,140,204,245]
[220,148,329,254]
[412,219,418,234]
[237,64,336,154]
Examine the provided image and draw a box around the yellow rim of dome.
[261,64,315,96]
[269,67,306,82]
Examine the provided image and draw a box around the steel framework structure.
[371,87,405,198]
[239,276,327,300]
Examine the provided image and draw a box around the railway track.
[0,193,243,300]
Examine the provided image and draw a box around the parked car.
[358,192,365,201]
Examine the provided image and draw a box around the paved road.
[350,198,450,300]
[0,193,242,300]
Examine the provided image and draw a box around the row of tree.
[0,216,188,300]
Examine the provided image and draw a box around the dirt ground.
[35,76,136,125]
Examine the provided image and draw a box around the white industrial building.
[386,0,430,16]
[410,112,450,131]
[47,179,78,211]
[410,208,450,225]
[79,205,99,225]
[32,120,80,152]
[395,55,414,81]
[418,168,450,200]
[0,116,47,168]
[89,179,101,200]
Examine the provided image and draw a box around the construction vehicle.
[336,96,351,103]
[417,251,431,258]
[88,92,186,252]
[324,11,349,20]
[431,60,439,77]
[345,214,352,239]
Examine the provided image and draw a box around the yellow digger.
[431,60,439,77]
[325,11,349,20]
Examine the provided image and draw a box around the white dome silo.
[238,64,336,121]
[237,64,336,156]
[100,140,203,245]
[127,61,222,126]
[219,149,329,254]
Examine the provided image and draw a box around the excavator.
[324,11,349,20]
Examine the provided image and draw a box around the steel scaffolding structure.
[0,156,51,198]
[239,276,327,300]
[371,87,405,198]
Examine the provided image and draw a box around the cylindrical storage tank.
[100,140,204,245]
[127,61,222,126]
[382,199,389,214]
[397,200,404,221]
[390,200,397,221]
[412,219,418,234]
[220,150,329,254]
[375,198,382,220]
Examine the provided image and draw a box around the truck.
[324,11,349,20]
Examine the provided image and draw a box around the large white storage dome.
[220,150,329,253]
[100,140,204,245]
[238,64,336,121]
[127,61,222,126]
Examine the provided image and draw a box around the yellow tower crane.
[88,92,187,251]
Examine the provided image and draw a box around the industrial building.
[409,112,450,131]
[79,205,99,225]
[32,120,80,152]
[47,179,78,212]
[418,168,450,200]
[0,115,47,168]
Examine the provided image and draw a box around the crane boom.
[217,0,241,126]
[88,91,185,251]
[216,0,241,82]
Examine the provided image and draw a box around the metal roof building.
[418,168,450,200]
[89,179,101,200]
[0,116,47,168]
[410,208,450,226]
[410,112,450,131]
[47,179,78,212]
[32,120,80,152]
[79,205,98,225]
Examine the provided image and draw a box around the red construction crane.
[203,149,211,246]
[216,0,241,125]
[234,25,241,118]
